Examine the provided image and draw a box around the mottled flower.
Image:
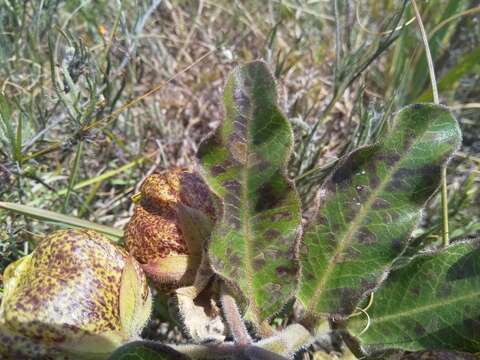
[125,168,216,291]
[0,229,151,360]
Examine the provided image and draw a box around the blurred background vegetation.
[0,0,479,355]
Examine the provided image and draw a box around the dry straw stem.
[411,0,449,248]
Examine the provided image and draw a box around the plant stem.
[411,0,449,247]
[440,167,449,247]
[220,285,252,346]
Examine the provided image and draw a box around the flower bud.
[125,168,216,291]
[0,229,151,359]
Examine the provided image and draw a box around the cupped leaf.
[298,104,462,321]
[197,61,302,323]
[170,283,226,343]
[119,257,152,338]
[108,341,190,360]
[347,240,480,354]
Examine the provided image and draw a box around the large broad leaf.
[108,341,190,360]
[298,104,461,320]
[395,351,478,360]
[197,61,302,323]
[346,240,480,354]
[359,349,478,360]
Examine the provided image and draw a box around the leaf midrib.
[359,290,480,330]
[305,125,439,316]
[241,82,258,323]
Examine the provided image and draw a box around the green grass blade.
[63,141,84,211]
[0,95,15,156]
[0,201,123,239]
[417,45,480,102]
[14,115,22,162]
[410,0,465,99]
[56,153,154,196]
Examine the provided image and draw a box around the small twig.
[411,0,449,248]
[220,284,252,346]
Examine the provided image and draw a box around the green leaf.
[108,341,190,360]
[298,104,462,320]
[0,201,123,239]
[347,240,480,354]
[197,61,302,323]
[383,350,478,360]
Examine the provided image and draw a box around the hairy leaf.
[377,350,479,360]
[347,240,480,354]
[197,61,302,322]
[108,341,190,360]
[360,349,478,360]
[394,351,478,360]
[170,285,226,343]
[298,104,461,320]
[119,257,152,338]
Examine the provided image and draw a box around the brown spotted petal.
[125,168,216,290]
[0,229,151,359]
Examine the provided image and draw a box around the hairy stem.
[220,285,252,346]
